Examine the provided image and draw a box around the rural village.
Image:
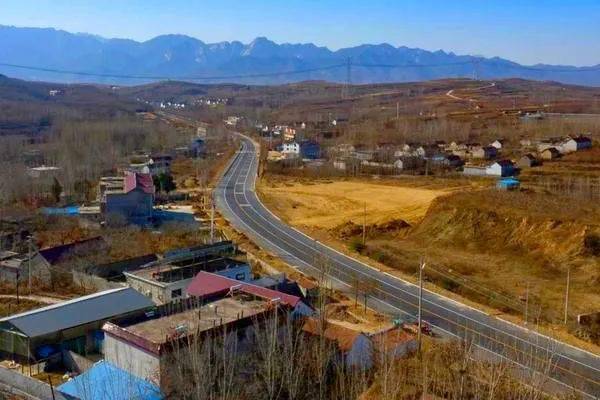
[0,68,599,400]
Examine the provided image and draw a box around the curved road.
[215,135,600,399]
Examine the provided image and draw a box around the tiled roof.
[302,318,363,352]
[370,327,415,352]
[124,171,155,195]
[187,271,301,308]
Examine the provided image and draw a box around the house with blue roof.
[58,360,163,400]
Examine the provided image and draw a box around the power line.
[1,58,599,84]
[0,62,346,81]
[355,59,600,73]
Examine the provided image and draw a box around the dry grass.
[259,177,461,228]
[0,298,44,318]
[258,174,600,352]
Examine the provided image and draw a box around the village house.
[301,319,416,370]
[283,126,297,141]
[462,165,487,177]
[281,142,300,158]
[186,271,313,317]
[519,138,533,148]
[471,145,498,160]
[57,360,163,400]
[129,154,173,177]
[331,118,349,127]
[537,137,565,153]
[517,154,541,169]
[103,279,308,388]
[302,318,373,369]
[224,116,241,126]
[125,258,251,305]
[351,150,376,161]
[329,143,356,158]
[447,141,467,151]
[486,160,516,177]
[0,236,106,284]
[124,243,249,305]
[562,135,593,153]
[99,171,155,225]
[370,326,417,364]
[0,287,154,362]
[540,147,561,160]
[299,140,321,159]
[490,139,506,150]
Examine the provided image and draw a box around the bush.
[584,233,600,256]
[349,238,366,253]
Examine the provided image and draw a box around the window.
[171,288,182,298]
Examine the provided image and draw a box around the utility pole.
[417,260,426,354]
[396,102,400,133]
[564,266,570,325]
[342,57,352,100]
[472,58,479,80]
[27,235,32,294]
[210,194,215,244]
[15,273,19,304]
[524,282,529,326]
[362,202,367,246]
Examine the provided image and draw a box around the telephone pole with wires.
[342,57,352,99]
[417,260,426,354]
[472,58,481,81]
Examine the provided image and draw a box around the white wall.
[104,333,160,384]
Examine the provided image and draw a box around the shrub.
[583,233,600,256]
[349,238,366,253]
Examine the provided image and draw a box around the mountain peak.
[0,25,597,86]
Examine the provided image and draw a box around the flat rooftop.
[107,296,269,347]
[126,257,247,284]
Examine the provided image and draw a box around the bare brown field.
[258,178,459,229]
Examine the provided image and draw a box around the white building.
[281,142,300,157]
[562,136,592,153]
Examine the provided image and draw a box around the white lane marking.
[218,149,597,399]
[233,138,600,374]
[219,135,600,395]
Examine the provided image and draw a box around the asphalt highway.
[215,135,600,399]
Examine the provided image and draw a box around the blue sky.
[1,0,599,66]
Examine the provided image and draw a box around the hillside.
[258,175,600,341]
[1,25,600,86]
[0,75,146,136]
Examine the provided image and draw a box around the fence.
[0,365,68,400]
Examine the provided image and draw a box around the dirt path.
[446,82,496,101]
[0,294,63,304]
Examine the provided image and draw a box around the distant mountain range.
[1,25,599,86]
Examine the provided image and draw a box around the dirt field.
[258,178,461,229]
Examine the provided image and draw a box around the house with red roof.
[187,271,313,317]
[99,171,155,225]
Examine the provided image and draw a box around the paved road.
[215,135,600,399]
